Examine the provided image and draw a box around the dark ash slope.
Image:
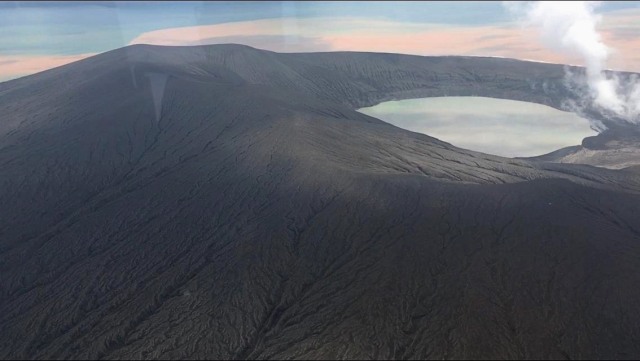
[1,44,640,359]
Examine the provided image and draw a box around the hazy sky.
[2,1,640,81]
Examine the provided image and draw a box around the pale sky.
[2,1,640,82]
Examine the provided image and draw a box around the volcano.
[1,44,639,359]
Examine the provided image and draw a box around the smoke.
[504,1,640,124]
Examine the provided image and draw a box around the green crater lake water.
[359,97,598,158]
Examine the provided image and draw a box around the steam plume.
[504,1,640,124]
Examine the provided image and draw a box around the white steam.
[504,1,640,124]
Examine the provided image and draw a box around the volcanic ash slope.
[1,44,640,359]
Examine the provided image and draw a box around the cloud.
[3,8,640,81]
[129,17,560,61]
[158,34,332,53]
[128,15,640,73]
[0,53,95,82]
